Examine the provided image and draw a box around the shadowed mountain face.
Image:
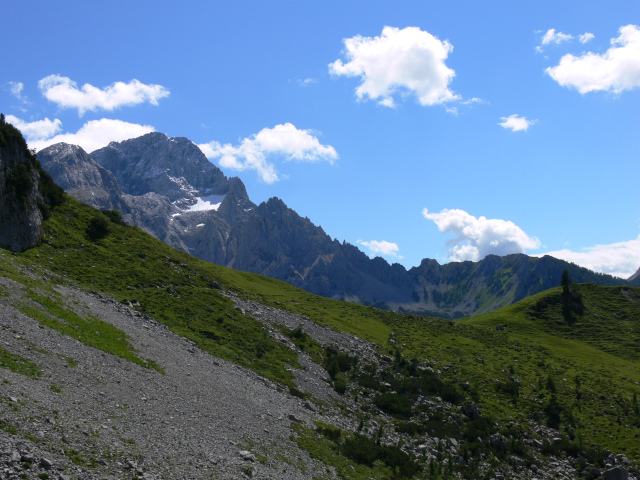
[38,132,638,317]
[0,116,64,252]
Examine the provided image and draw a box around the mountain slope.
[1,189,639,478]
[37,133,637,319]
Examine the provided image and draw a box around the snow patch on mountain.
[187,195,225,212]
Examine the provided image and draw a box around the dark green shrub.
[326,358,339,379]
[5,162,33,204]
[544,394,563,429]
[396,421,426,435]
[439,383,464,404]
[374,392,412,419]
[334,378,347,394]
[37,165,65,207]
[316,425,341,442]
[101,209,125,225]
[341,434,420,477]
[86,214,111,240]
[496,380,521,398]
[356,374,380,391]
[341,434,378,466]
[546,375,557,393]
[463,416,496,443]
[324,350,358,378]
[289,386,306,399]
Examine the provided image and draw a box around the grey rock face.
[91,132,233,203]
[0,121,44,252]
[37,142,124,211]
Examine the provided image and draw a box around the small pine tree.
[561,269,572,296]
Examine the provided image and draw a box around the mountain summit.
[38,132,637,317]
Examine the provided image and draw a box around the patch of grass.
[0,420,18,435]
[292,424,393,480]
[18,291,162,373]
[0,345,41,377]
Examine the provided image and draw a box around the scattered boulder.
[238,451,256,462]
[461,403,481,420]
[604,466,629,480]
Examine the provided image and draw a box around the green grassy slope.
[7,197,394,386]
[2,196,639,473]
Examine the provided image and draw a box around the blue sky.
[3,1,639,278]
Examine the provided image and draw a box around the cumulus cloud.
[579,32,595,44]
[422,208,541,262]
[545,25,640,94]
[24,118,155,153]
[38,75,170,116]
[534,234,640,279]
[498,114,536,132]
[199,123,338,183]
[358,240,402,258]
[6,115,62,141]
[8,81,24,99]
[329,26,460,108]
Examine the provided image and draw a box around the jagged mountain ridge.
[37,132,638,317]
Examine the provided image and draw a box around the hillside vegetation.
[0,194,637,479]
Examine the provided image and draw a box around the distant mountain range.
[37,132,639,317]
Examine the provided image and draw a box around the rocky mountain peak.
[38,142,125,212]
[91,132,231,204]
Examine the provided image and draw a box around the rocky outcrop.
[0,116,46,252]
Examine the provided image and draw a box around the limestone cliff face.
[37,143,124,212]
[0,117,45,252]
[91,133,233,204]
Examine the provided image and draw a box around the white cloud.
[26,118,155,153]
[199,123,338,183]
[534,234,640,279]
[422,208,541,262]
[6,115,62,141]
[536,29,574,52]
[498,114,536,132]
[358,240,402,258]
[579,32,595,44]
[545,25,640,94]
[297,78,317,86]
[8,81,24,99]
[329,26,460,108]
[38,75,170,116]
